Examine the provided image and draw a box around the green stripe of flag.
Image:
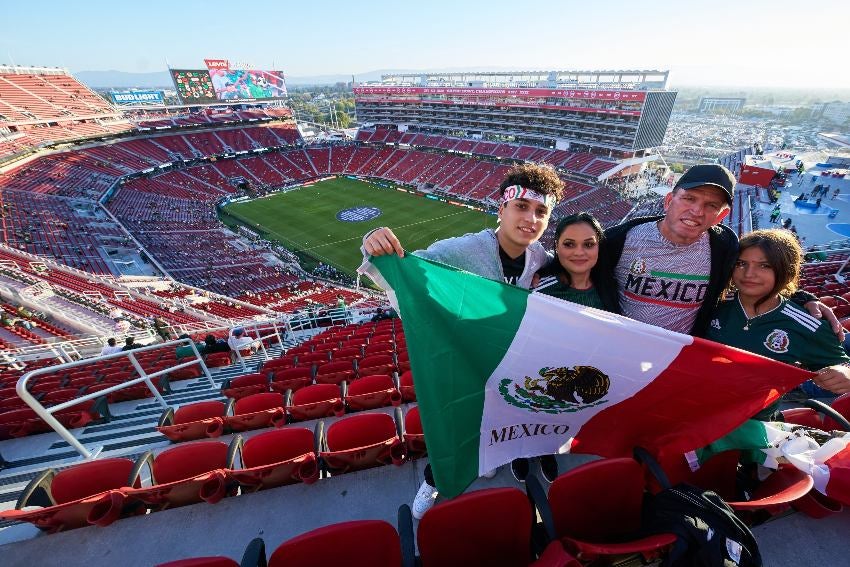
[370,254,529,497]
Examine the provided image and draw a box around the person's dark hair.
[736,229,801,308]
[125,337,134,346]
[204,334,216,346]
[499,163,564,203]
[107,338,116,346]
[552,212,605,286]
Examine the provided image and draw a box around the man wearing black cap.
[598,164,836,337]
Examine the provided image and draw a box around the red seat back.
[292,383,341,406]
[242,428,315,469]
[234,393,284,416]
[418,488,532,567]
[153,442,229,485]
[174,401,226,425]
[51,458,136,504]
[325,413,397,452]
[268,520,401,567]
[549,458,644,542]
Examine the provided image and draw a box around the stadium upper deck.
[354,70,676,159]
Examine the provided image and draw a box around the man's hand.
[813,365,850,395]
[364,227,405,257]
[804,300,845,342]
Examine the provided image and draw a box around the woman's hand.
[814,364,850,394]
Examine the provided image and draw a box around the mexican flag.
[363,254,812,499]
[691,420,850,504]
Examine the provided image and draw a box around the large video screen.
[171,69,218,104]
[208,69,287,101]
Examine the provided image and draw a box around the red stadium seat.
[269,366,313,393]
[399,370,415,402]
[268,520,402,567]
[157,401,229,443]
[228,428,319,491]
[529,458,677,563]
[330,347,362,362]
[205,352,232,368]
[357,354,395,377]
[286,383,344,422]
[225,393,286,432]
[318,412,405,476]
[344,374,401,411]
[0,458,140,532]
[314,360,355,386]
[403,406,426,460]
[113,442,236,515]
[407,487,579,567]
[221,373,269,400]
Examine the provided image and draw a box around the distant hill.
[72,66,519,89]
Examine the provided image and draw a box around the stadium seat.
[115,441,237,513]
[357,355,395,377]
[402,406,426,460]
[225,392,286,432]
[228,428,319,491]
[330,347,362,362]
[396,350,410,374]
[398,370,415,402]
[157,401,231,442]
[222,373,269,400]
[344,374,401,411]
[269,367,313,393]
[297,352,329,366]
[205,353,233,368]
[155,537,265,567]
[400,487,579,566]
[267,520,402,567]
[363,342,394,356]
[318,412,405,476]
[285,383,344,422]
[314,360,355,386]
[637,449,815,524]
[527,458,677,563]
[262,356,296,371]
[0,458,140,532]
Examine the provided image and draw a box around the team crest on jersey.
[630,258,647,275]
[499,365,610,414]
[764,329,790,354]
[711,318,721,330]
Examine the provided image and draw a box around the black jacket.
[598,216,739,338]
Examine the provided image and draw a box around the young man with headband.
[361,162,564,519]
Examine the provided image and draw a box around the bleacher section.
[0,67,132,160]
[355,128,619,178]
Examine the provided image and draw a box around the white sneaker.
[481,468,497,479]
[411,480,439,520]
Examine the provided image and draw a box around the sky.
[3,0,849,88]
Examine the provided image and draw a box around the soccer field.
[222,177,498,274]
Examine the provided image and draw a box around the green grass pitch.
[222,177,498,274]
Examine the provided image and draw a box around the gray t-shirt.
[614,222,711,333]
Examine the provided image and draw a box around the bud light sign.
[110,90,164,105]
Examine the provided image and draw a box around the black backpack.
[644,483,762,567]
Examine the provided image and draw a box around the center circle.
[336,206,382,222]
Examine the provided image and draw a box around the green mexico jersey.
[533,276,605,309]
[707,294,849,370]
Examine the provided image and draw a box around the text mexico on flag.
[363,254,812,499]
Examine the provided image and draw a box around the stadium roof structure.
[369,69,670,90]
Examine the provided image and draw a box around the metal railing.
[230,320,286,370]
[16,338,214,460]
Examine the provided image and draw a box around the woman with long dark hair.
[534,212,619,312]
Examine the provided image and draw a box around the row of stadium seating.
[135,107,293,129]
[356,126,618,178]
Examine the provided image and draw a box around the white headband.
[501,185,556,208]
